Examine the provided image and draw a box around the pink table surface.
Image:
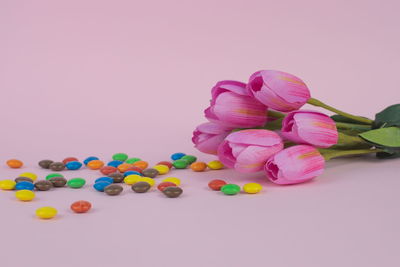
[1,1,400,267]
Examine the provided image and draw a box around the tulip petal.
[226,129,282,147]
[211,80,248,103]
[235,144,283,172]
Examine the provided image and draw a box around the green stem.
[335,122,371,131]
[267,110,286,119]
[307,98,374,125]
[318,148,383,161]
[331,132,372,149]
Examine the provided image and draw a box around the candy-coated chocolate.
[36,207,57,219]
[100,166,118,175]
[243,183,262,194]
[46,173,63,180]
[15,190,35,201]
[83,156,99,165]
[207,160,224,170]
[38,160,53,169]
[133,161,148,170]
[124,174,142,185]
[104,184,123,196]
[117,163,134,173]
[171,153,186,161]
[157,182,176,191]
[0,180,16,190]
[95,177,114,184]
[138,177,155,187]
[107,160,124,168]
[180,155,197,164]
[15,181,34,191]
[208,179,227,191]
[49,162,65,171]
[221,184,241,195]
[34,180,53,191]
[112,153,128,162]
[153,165,169,175]
[67,178,86,189]
[93,181,112,192]
[162,177,181,186]
[87,160,104,170]
[125,166,143,174]
[162,186,183,198]
[157,161,173,169]
[6,159,23,168]
[172,160,188,169]
[132,182,151,193]
[49,177,67,187]
[190,162,207,172]
[15,177,34,183]
[62,157,79,165]
[125,158,142,164]
[71,201,92,213]
[142,168,159,178]
[65,161,82,170]
[19,172,38,181]
[108,173,125,183]
[123,171,142,177]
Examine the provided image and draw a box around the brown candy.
[38,160,54,169]
[104,184,123,196]
[49,162,65,171]
[34,180,53,191]
[131,182,151,193]
[108,173,124,183]
[142,168,159,178]
[15,177,34,183]
[49,177,67,187]
[162,186,183,198]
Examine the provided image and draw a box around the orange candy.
[117,163,134,173]
[100,166,118,175]
[70,200,92,213]
[133,161,149,170]
[6,159,23,169]
[190,162,207,172]
[87,160,104,170]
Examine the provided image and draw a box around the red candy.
[125,166,143,174]
[71,200,92,213]
[208,179,227,191]
[157,182,176,191]
[62,157,79,165]
[157,161,173,169]
[100,166,118,175]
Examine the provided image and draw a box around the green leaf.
[331,115,371,125]
[359,127,400,153]
[376,151,400,159]
[373,104,400,128]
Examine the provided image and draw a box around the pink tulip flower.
[205,80,268,128]
[281,110,338,148]
[217,129,284,173]
[247,70,311,112]
[265,145,325,185]
[192,122,233,155]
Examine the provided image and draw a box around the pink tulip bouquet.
[193,70,400,185]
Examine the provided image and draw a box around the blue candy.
[107,160,124,167]
[124,171,142,177]
[95,177,114,184]
[66,161,83,170]
[15,181,35,191]
[84,156,99,165]
[171,152,186,161]
[93,181,112,192]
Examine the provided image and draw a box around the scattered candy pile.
[1,152,263,220]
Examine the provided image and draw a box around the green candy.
[46,173,64,180]
[173,159,188,169]
[221,184,241,195]
[67,178,86,189]
[180,155,197,164]
[112,153,129,162]
[125,157,141,164]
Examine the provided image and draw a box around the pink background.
[1,1,399,266]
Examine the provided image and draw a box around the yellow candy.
[137,177,155,187]
[19,172,38,181]
[15,190,35,201]
[162,177,181,186]
[36,207,57,219]
[207,160,224,170]
[124,174,142,185]
[153,165,170,175]
[243,183,262,194]
[0,180,16,190]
